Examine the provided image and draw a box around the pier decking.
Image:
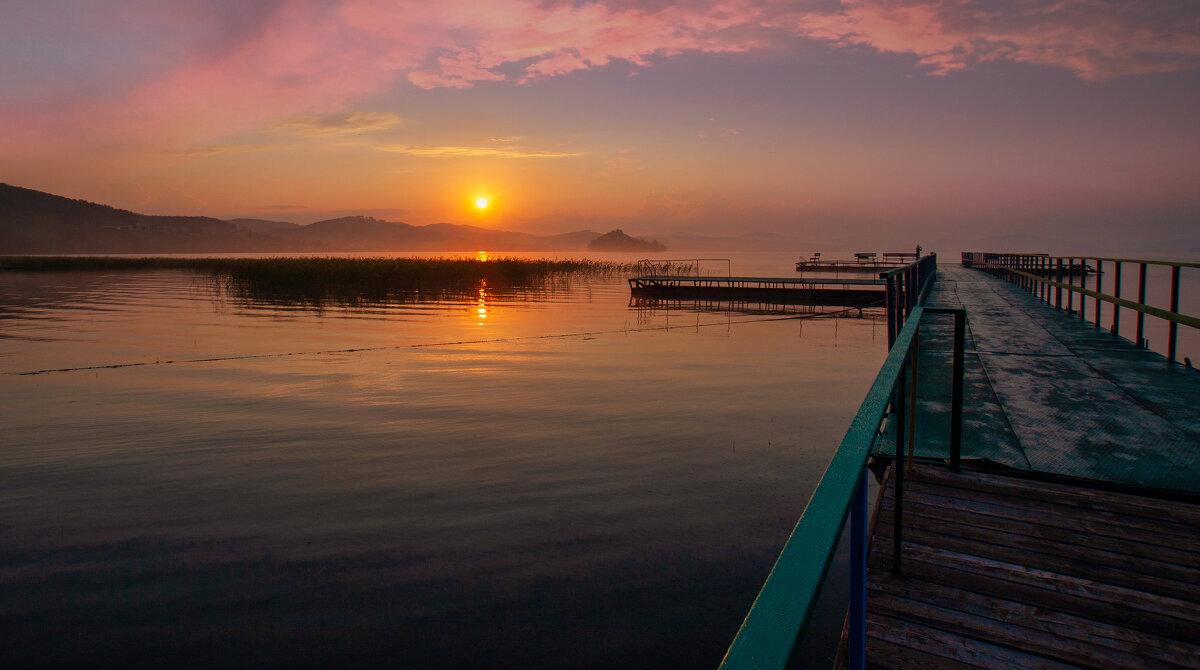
[884,264,1200,492]
[721,255,1200,670]
[857,263,1200,667]
[860,465,1200,669]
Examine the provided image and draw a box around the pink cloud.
[786,0,1200,81]
[2,0,1198,152]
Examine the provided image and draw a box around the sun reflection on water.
[476,279,488,326]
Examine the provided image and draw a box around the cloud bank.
[3,0,1198,148]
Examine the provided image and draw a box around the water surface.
[0,253,885,668]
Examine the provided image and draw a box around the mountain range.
[0,184,648,253]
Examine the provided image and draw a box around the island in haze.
[0,183,665,254]
[586,229,665,252]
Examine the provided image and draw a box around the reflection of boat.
[795,251,920,277]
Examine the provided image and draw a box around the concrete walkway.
[884,264,1200,494]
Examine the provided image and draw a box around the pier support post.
[849,474,867,670]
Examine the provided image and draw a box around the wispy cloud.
[784,0,1200,82]
[3,0,1198,151]
[163,143,287,158]
[699,128,740,140]
[268,111,402,137]
[377,144,584,158]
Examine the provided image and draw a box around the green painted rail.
[720,302,966,669]
[964,252,1198,363]
[719,253,944,670]
[1005,269,1200,330]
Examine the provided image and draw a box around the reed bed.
[0,255,695,306]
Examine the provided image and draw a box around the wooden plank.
[869,540,1200,640]
[880,484,1200,555]
[866,614,1080,669]
[875,517,1200,603]
[876,494,1200,569]
[912,466,1200,527]
[875,511,1200,596]
[868,572,1200,668]
[892,470,1200,537]
[865,636,989,670]
[868,590,1153,669]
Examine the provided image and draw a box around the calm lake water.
[0,252,887,668]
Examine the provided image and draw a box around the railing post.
[1080,258,1087,321]
[886,276,896,349]
[1093,260,1102,326]
[1070,260,1080,316]
[893,359,906,574]
[906,270,912,317]
[1137,263,1147,347]
[1042,257,1048,302]
[849,473,867,670]
[950,311,965,470]
[1056,258,1063,309]
[1111,261,1121,336]
[1169,265,1180,364]
[907,331,920,474]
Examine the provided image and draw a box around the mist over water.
[0,252,885,668]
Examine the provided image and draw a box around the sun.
[475,197,488,209]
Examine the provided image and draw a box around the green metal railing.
[883,254,938,349]
[963,253,1199,364]
[721,255,965,670]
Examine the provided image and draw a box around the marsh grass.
[0,256,696,307]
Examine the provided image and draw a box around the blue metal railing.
[720,255,966,670]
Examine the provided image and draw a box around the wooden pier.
[888,263,1200,490]
[721,254,1200,670]
[628,274,885,307]
[852,262,1200,668]
[854,465,1200,669]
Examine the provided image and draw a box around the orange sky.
[2,1,1199,249]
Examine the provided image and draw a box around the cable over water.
[8,305,874,376]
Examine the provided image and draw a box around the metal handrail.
[966,252,1197,364]
[1002,269,1200,330]
[965,252,1200,270]
[720,303,967,670]
[635,258,730,278]
[883,254,938,348]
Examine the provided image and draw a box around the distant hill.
[587,229,665,252]
[0,183,296,253]
[229,218,300,235]
[0,183,614,253]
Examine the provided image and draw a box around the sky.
[2,0,1199,249]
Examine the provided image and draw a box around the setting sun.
[475,197,488,209]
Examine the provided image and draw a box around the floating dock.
[628,275,885,307]
[795,252,919,277]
